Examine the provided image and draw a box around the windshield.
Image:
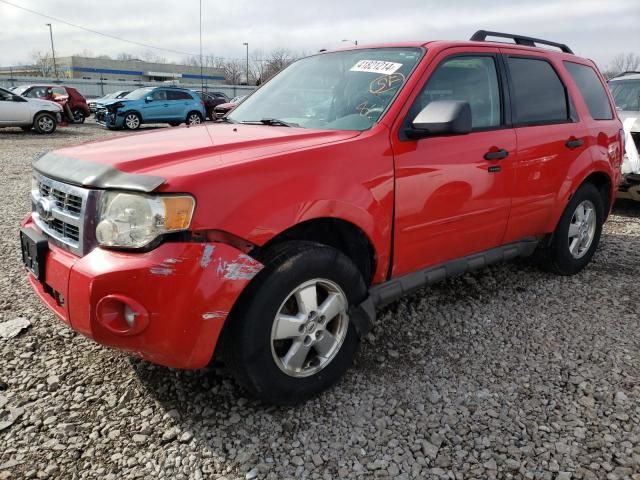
[12,85,29,95]
[609,80,640,111]
[123,88,154,100]
[228,47,423,131]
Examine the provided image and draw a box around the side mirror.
[407,100,472,138]
[145,96,153,103]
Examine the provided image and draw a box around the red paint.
[22,40,622,369]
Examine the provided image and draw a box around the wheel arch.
[251,217,377,286]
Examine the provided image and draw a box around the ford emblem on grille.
[36,197,54,221]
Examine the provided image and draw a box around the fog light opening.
[96,295,149,336]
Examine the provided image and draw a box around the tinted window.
[0,88,12,100]
[508,57,568,125]
[564,62,612,120]
[412,56,502,129]
[167,90,193,100]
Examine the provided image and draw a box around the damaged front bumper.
[95,107,121,129]
[21,215,263,369]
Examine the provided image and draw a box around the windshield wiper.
[215,116,237,124]
[241,118,300,127]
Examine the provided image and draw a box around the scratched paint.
[215,254,263,280]
[149,267,174,276]
[200,244,216,268]
[202,311,227,320]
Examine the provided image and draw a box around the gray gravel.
[1,122,639,480]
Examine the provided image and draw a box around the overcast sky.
[0,0,638,69]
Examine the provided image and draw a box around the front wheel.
[223,241,366,405]
[72,108,86,124]
[186,111,203,126]
[33,113,57,134]
[123,112,141,130]
[536,182,604,275]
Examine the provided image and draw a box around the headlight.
[96,192,195,248]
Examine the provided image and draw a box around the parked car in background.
[609,71,640,200]
[0,86,62,133]
[20,31,622,405]
[194,91,229,119]
[89,91,131,113]
[213,95,246,118]
[13,85,91,123]
[95,86,206,130]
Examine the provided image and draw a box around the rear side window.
[564,62,613,120]
[507,57,569,125]
[168,90,193,100]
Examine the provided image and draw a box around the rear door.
[391,48,516,276]
[0,88,31,124]
[500,51,591,242]
[167,90,194,119]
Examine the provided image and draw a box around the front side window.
[26,87,48,98]
[228,48,423,131]
[507,57,569,125]
[564,62,613,120]
[151,90,167,101]
[411,55,502,129]
[0,87,13,101]
[609,79,640,112]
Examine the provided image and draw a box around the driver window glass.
[151,90,167,101]
[0,89,11,101]
[412,56,502,129]
[28,87,47,98]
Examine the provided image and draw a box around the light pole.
[199,0,204,92]
[243,42,249,85]
[46,23,58,79]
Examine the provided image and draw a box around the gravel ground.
[0,122,639,480]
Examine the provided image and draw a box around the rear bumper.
[21,215,262,369]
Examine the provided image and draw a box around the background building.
[0,56,225,84]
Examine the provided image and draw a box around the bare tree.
[116,52,137,61]
[140,50,167,64]
[223,59,244,85]
[603,53,640,79]
[31,50,54,77]
[263,48,297,80]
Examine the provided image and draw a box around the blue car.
[95,86,206,130]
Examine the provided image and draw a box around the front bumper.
[21,215,262,369]
[95,109,121,129]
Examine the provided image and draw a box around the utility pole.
[199,0,204,92]
[46,23,58,79]
[243,42,249,85]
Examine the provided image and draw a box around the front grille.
[31,173,96,256]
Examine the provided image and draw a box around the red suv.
[20,31,622,405]
[13,84,91,123]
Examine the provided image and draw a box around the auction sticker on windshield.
[350,60,402,75]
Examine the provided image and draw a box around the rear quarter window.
[563,62,613,120]
[507,57,569,126]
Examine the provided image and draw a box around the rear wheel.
[537,182,604,275]
[223,241,366,405]
[186,111,203,126]
[33,113,57,134]
[123,112,141,130]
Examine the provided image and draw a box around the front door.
[0,88,31,124]
[142,89,169,121]
[391,50,516,276]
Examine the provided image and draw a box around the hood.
[27,98,62,111]
[215,102,236,109]
[618,110,640,132]
[101,98,134,108]
[33,124,361,192]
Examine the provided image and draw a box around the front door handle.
[565,137,584,149]
[484,148,509,160]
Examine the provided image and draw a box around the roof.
[610,72,640,81]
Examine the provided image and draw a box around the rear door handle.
[565,137,584,149]
[484,149,509,160]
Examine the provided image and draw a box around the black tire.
[186,111,203,126]
[223,241,367,405]
[208,108,215,121]
[536,182,604,275]
[33,112,57,134]
[72,108,86,124]
[123,112,141,130]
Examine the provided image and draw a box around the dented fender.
[64,241,263,369]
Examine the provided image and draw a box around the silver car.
[0,86,63,134]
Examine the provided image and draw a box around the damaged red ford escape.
[20,31,622,405]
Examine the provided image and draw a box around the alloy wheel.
[568,200,596,259]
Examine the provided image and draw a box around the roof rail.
[470,30,574,54]
[612,71,640,78]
